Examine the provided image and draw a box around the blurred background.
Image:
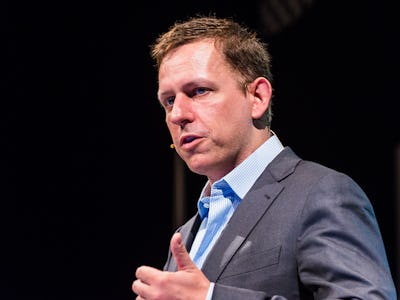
[2,0,399,299]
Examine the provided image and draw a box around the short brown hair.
[150,15,274,127]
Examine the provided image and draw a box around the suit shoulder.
[276,147,359,187]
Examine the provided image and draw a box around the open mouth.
[183,136,197,144]
[180,135,201,147]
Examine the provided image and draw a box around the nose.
[169,93,193,127]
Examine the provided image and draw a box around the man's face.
[157,40,258,182]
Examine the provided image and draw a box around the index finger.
[135,265,163,284]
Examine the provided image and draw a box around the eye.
[164,96,175,107]
[190,87,209,97]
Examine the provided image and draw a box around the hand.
[132,232,210,300]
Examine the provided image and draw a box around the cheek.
[166,122,178,137]
[205,105,251,140]
[206,99,248,126]
[220,100,252,126]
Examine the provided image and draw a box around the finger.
[170,232,196,271]
[132,279,146,298]
[135,265,162,284]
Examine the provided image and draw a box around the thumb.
[170,232,197,271]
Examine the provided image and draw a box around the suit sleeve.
[212,172,397,299]
[295,172,397,299]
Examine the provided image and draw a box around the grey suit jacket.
[164,147,397,299]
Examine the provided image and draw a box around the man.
[132,16,397,299]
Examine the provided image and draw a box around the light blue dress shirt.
[188,133,284,299]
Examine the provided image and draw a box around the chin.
[186,160,210,177]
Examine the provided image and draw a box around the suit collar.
[201,147,301,281]
[166,147,301,277]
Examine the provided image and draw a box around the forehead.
[158,40,230,81]
[166,40,224,64]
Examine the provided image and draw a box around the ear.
[247,77,272,120]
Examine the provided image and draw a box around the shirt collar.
[200,133,284,200]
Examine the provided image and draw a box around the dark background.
[2,0,399,299]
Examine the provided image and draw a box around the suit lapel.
[200,147,300,281]
[201,179,284,281]
[165,147,301,278]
